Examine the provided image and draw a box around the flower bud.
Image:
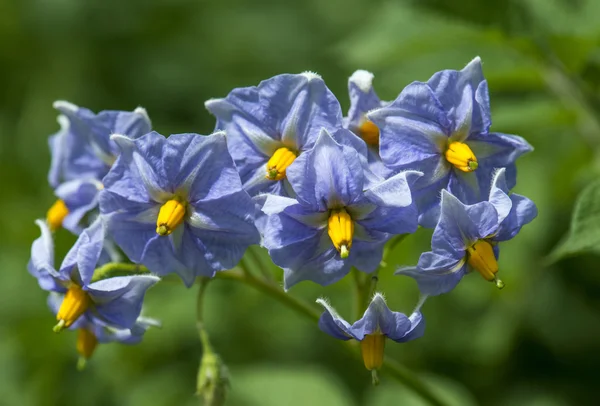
[197,350,229,406]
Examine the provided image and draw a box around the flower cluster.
[29,57,536,374]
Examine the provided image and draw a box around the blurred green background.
[2,0,600,405]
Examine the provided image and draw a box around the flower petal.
[60,216,105,286]
[369,81,449,169]
[287,129,365,211]
[28,220,64,292]
[396,251,467,296]
[433,190,499,254]
[87,274,160,329]
[316,298,355,340]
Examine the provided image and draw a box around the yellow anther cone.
[467,240,503,288]
[156,199,187,236]
[359,119,380,147]
[266,147,297,181]
[328,209,354,259]
[77,328,99,360]
[361,333,386,371]
[55,285,91,332]
[47,199,69,231]
[445,142,478,172]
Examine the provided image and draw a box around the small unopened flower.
[28,218,159,331]
[261,129,420,288]
[396,168,537,296]
[47,293,159,369]
[317,294,424,371]
[99,131,260,286]
[205,72,343,197]
[344,70,389,177]
[368,57,532,227]
[47,101,151,232]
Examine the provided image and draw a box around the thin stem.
[215,270,448,406]
[216,270,320,322]
[247,246,274,281]
[91,262,150,283]
[352,269,368,320]
[196,277,213,350]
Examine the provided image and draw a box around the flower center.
[266,147,297,181]
[156,198,187,236]
[327,208,354,259]
[360,333,386,371]
[77,328,99,360]
[47,199,69,231]
[54,285,91,332]
[445,142,478,172]
[358,119,380,147]
[467,240,504,289]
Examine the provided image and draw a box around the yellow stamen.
[47,199,69,231]
[445,142,478,172]
[467,240,503,288]
[77,328,99,360]
[358,119,380,147]
[156,199,187,236]
[54,285,91,332]
[360,333,386,371]
[327,208,354,259]
[266,147,297,181]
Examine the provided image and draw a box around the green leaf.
[227,365,356,406]
[548,180,600,262]
[366,374,477,406]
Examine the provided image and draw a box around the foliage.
[1,0,600,405]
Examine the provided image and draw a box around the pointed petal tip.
[204,97,223,110]
[300,71,322,82]
[349,70,374,93]
[53,100,79,113]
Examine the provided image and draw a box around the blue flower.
[99,131,260,286]
[368,57,533,227]
[396,168,537,296]
[261,129,420,289]
[47,292,159,366]
[344,70,390,178]
[28,218,160,331]
[205,72,343,197]
[317,294,425,370]
[47,101,151,232]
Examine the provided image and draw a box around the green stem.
[352,269,368,320]
[216,270,320,322]
[196,277,213,351]
[247,246,274,281]
[91,262,150,283]
[215,270,448,406]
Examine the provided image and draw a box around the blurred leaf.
[227,365,355,406]
[366,374,477,406]
[548,180,600,262]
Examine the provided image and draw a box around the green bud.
[197,349,229,406]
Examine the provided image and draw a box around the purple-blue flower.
[28,218,160,331]
[47,292,159,366]
[317,293,424,370]
[396,168,538,296]
[261,129,420,289]
[205,72,343,197]
[99,131,260,287]
[47,101,151,233]
[368,57,533,227]
[344,70,390,178]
